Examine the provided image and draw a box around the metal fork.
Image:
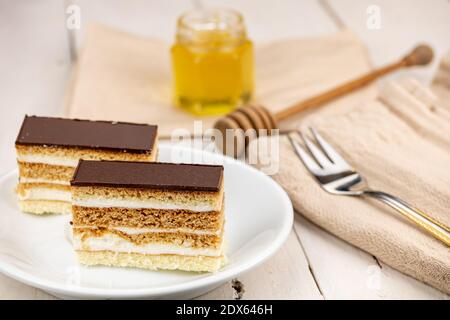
[288,128,450,246]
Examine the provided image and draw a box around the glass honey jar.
[171,8,254,115]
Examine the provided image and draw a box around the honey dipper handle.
[274,60,405,121]
[274,44,433,121]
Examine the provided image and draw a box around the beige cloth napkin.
[250,76,450,294]
[65,24,377,136]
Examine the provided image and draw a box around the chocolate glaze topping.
[71,160,224,192]
[15,115,157,153]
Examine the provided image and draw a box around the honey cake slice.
[71,160,226,272]
[15,115,158,214]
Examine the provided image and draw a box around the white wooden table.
[0,0,449,300]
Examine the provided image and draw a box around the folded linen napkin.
[250,76,450,294]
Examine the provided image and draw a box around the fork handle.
[364,191,450,246]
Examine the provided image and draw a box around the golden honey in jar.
[171,8,254,115]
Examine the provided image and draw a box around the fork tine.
[309,128,352,169]
[300,131,333,168]
[288,134,322,175]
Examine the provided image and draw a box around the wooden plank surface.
[326,0,450,83]
[0,0,71,178]
[294,215,449,300]
[197,231,323,300]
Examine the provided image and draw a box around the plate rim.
[0,144,293,298]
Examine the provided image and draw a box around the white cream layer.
[73,232,223,257]
[18,187,71,202]
[17,153,78,167]
[73,198,219,212]
[74,226,220,236]
[19,177,70,186]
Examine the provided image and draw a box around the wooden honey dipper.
[213,44,433,157]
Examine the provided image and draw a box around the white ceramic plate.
[0,144,293,299]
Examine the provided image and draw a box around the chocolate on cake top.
[15,115,157,153]
[71,160,224,192]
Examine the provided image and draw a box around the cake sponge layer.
[72,185,224,212]
[77,250,225,272]
[72,206,224,231]
[74,227,223,249]
[16,183,71,201]
[18,162,74,184]
[18,199,71,215]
